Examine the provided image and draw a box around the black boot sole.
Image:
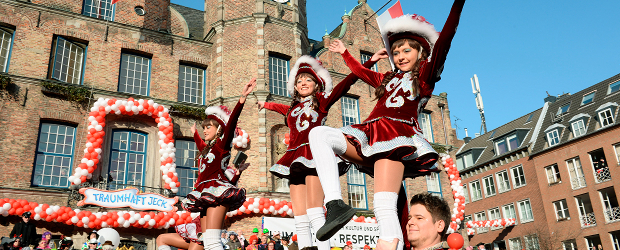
[316,206,356,241]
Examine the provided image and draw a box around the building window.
[463,185,470,204]
[612,232,620,250]
[502,203,517,225]
[562,240,577,250]
[418,112,434,143]
[83,0,115,21]
[557,103,570,116]
[0,27,13,72]
[360,52,378,72]
[509,237,522,250]
[545,164,561,184]
[599,108,615,127]
[178,65,205,105]
[469,180,482,201]
[341,96,360,126]
[269,55,289,97]
[32,123,76,188]
[474,211,487,233]
[425,172,442,197]
[567,157,586,189]
[50,37,86,84]
[518,199,534,223]
[524,235,540,250]
[347,167,367,209]
[571,119,586,137]
[108,130,147,189]
[482,175,496,197]
[456,153,474,171]
[510,165,526,188]
[488,207,501,230]
[615,143,620,164]
[496,170,511,193]
[525,113,534,123]
[554,199,570,220]
[546,129,560,146]
[119,53,150,96]
[495,134,519,155]
[608,81,620,95]
[581,92,596,106]
[175,140,198,197]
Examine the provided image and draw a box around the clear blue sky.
[171,0,620,139]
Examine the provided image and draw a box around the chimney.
[463,128,471,143]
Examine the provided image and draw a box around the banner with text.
[262,217,379,248]
[78,188,178,212]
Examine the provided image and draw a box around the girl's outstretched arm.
[223,79,256,151]
[258,101,290,115]
[321,55,381,111]
[330,39,385,88]
[192,123,207,152]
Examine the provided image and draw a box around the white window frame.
[418,112,434,143]
[502,203,517,225]
[346,167,368,209]
[269,55,290,97]
[341,96,360,127]
[517,199,534,223]
[425,172,442,197]
[545,164,561,185]
[488,207,501,230]
[360,52,378,72]
[608,80,620,95]
[469,180,483,202]
[474,211,488,234]
[554,199,570,221]
[599,108,615,127]
[557,104,570,116]
[567,157,586,190]
[0,27,13,73]
[581,91,596,106]
[511,165,527,188]
[496,170,511,193]
[509,237,522,250]
[482,175,496,197]
[495,134,519,155]
[571,119,587,137]
[118,53,151,96]
[463,185,470,204]
[562,240,577,250]
[178,65,205,105]
[82,0,115,21]
[51,37,86,84]
[175,139,199,197]
[547,129,561,146]
[524,235,540,250]
[614,143,620,166]
[32,123,76,188]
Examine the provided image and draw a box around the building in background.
[0,0,461,248]
[458,73,620,250]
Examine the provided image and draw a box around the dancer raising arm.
[257,55,380,250]
[308,1,466,250]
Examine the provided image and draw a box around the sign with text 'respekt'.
[78,188,178,212]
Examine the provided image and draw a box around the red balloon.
[88,222,95,228]
[124,213,131,220]
[447,233,464,249]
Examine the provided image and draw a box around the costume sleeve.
[222,101,245,151]
[419,0,465,97]
[320,58,378,111]
[9,223,18,238]
[341,49,385,88]
[193,129,207,153]
[264,102,290,116]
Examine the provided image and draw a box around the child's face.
[203,121,219,141]
[392,41,419,72]
[295,76,317,98]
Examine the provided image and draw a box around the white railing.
[595,167,612,183]
[604,207,620,223]
[580,212,597,228]
[477,227,489,234]
[571,176,587,190]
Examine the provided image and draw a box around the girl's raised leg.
[306,176,330,250]
[290,183,312,249]
[374,159,405,250]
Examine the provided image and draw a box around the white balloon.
[253,208,259,213]
[95,125,103,131]
[123,221,131,228]
[2,203,10,210]
[242,138,248,144]
[248,205,254,210]
[138,218,146,225]
[269,207,275,212]
[82,217,89,223]
[118,218,125,224]
[148,219,156,226]
[171,188,178,193]
[144,215,151,221]
[71,216,79,223]
[239,206,246,212]
[101,222,108,228]
[74,179,82,185]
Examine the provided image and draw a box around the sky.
[170,0,620,139]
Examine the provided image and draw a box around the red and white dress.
[182,101,246,213]
[174,214,202,244]
[338,1,462,178]
[266,60,377,179]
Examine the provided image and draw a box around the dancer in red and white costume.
[308,1,466,250]
[257,56,379,250]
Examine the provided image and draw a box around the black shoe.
[316,200,356,241]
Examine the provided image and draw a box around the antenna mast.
[471,74,488,134]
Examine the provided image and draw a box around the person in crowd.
[10,212,37,247]
[406,193,451,250]
[266,242,275,250]
[221,231,229,250]
[271,233,282,250]
[245,236,258,250]
[257,236,269,250]
[86,240,99,250]
[251,229,260,244]
[308,1,466,250]
[280,237,289,250]
[8,238,22,250]
[226,232,241,250]
[35,240,49,250]
[41,232,53,250]
[476,243,485,250]
[237,230,248,249]
[58,237,73,250]
[81,231,99,250]
[363,245,370,250]
[287,236,297,250]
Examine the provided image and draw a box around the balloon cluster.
[282,133,290,146]
[0,198,195,229]
[67,97,180,193]
[226,197,293,218]
[232,129,251,149]
[351,215,376,223]
[466,228,476,236]
[441,154,465,234]
[466,218,516,230]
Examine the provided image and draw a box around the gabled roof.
[530,73,620,154]
[457,108,543,170]
[170,3,205,40]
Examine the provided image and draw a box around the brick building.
[0,0,461,248]
[458,73,620,250]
